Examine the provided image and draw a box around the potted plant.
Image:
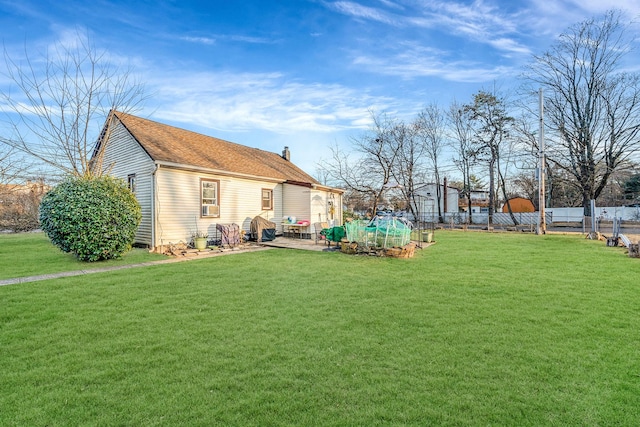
[191,218,209,250]
[192,230,208,250]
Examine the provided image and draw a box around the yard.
[0,232,167,280]
[1,231,639,425]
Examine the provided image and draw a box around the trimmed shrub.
[39,175,142,262]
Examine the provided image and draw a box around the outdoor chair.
[313,222,329,245]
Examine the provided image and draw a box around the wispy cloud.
[513,0,640,38]
[547,0,640,18]
[227,35,274,44]
[347,37,517,82]
[180,36,216,45]
[327,1,397,25]
[146,70,393,133]
[378,0,405,11]
[352,49,513,83]
[326,0,532,56]
[488,38,531,56]
[179,33,275,45]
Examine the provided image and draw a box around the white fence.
[412,206,640,226]
[547,206,640,222]
[415,212,549,226]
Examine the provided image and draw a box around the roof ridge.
[113,110,263,150]
[111,111,321,185]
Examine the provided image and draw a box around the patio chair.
[313,222,329,245]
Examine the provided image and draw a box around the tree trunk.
[582,192,592,217]
[465,167,472,223]
[499,170,518,225]
[488,157,495,224]
[435,176,444,223]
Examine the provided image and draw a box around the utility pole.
[537,88,546,235]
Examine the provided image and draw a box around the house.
[458,189,490,214]
[92,111,343,250]
[413,183,459,221]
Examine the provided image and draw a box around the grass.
[1,231,640,425]
[0,232,168,280]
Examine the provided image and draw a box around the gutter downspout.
[152,163,159,252]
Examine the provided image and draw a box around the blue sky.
[1,0,639,175]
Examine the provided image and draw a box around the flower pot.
[194,237,208,250]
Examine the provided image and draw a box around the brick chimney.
[282,146,290,161]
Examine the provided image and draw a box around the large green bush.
[39,175,142,262]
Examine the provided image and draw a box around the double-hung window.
[201,179,220,217]
[262,188,273,210]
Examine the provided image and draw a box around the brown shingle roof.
[110,111,319,184]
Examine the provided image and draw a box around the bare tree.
[0,146,28,187]
[464,90,514,224]
[448,101,476,221]
[321,112,400,217]
[0,145,47,231]
[414,103,445,222]
[314,166,331,186]
[376,116,423,221]
[622,165,640,204]
[495,132,521,225]
[525,10,640,216]
[0,30,147,177]
[511,171,538,205]
[597,162,637,206]
[508,116,537,207]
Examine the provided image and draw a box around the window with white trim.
[201,179,220,217]
[127,174,136,193]
[262,188,273,210]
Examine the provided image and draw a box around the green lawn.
[1,231,639,425]
[0,232,168,280]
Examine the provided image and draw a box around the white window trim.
[201,178,220,218]
[261,188,273,210]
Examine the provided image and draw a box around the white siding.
[282,183,312,231]
[309,190,342,226]
[445,187,459,213]
[155,168,283,245]
[334,193,343,226]
[100,120,155,246]
[273,185,283,231]
[416,185,459,217]
[281,185,343,234]
[310,190,326,225]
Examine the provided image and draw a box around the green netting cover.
[321,226,345,242]
[345,217,412,249]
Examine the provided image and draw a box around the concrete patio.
[259,237,341,252]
